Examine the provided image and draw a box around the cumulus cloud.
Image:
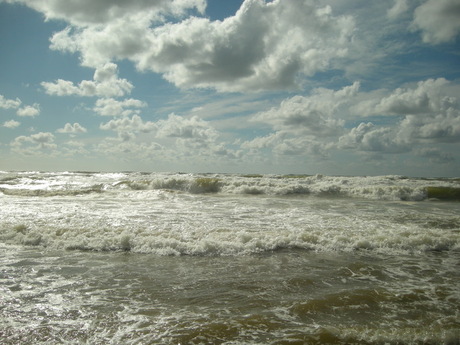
[338,78,460,155]
[41,63,133,97]
[100,114,157,141]
[243,78,460,159]
[11,132,57,155]
[273,136,332,157]
[0,95,40,117]
[241,130,333,160]
[40,0,355,92]
[252,82,359,136]
[93,98,147,116]
[368,78,460,144]
[3,0,460,172]
[156,114,236,157]
[398,111,460,143]
[241,132,279,151]
[143,0,354,91]
[238,83,356,160]
[56,122,87,134]
[242,83,361,157]
[62,140,89,156]
[99,112,230,159]
[374,78,450,115]
[338,122,410,154]
[352,78,458,119]
[3,120,21,128]
[156,113,218,143]
[4,0,206,25]
[16,104,40,117]
[96,138,165,161]
[412,0,460,44]
[0,95,22,109]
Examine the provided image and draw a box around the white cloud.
[140,0,354,91]
[243,78,460,159]
[241,132,279,151]
[375,78,451,115]
[273,137,332,158]
[62,140,89,156]
[41,0,355,92]
[338,122,410,154]
[412,0,460,44]
[363,78,460,144]
[241,83,362,159]
[155,113,237,158]
[93,98,147,117]
[351,78,458,118]
[252,82,359,137]
[0,95,21,109]
[16,103,40,117]
[96,138,166,162]
[41,63,133,97]
[241,130,333,160]
[4,0,206,25]
[156,113,218,144]
[338,78,460,155]
[3,120,21,128]
[100,114,157,141]
[98,113,234,160]
[56,122,87,134]
[387,0,409,19]
[49,17,155,68]
[11,132,57,155]
[398,110,460,143]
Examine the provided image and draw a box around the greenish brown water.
[1,172,459,344]
[1,246,459,344]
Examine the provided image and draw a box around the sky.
[1,0,460,176]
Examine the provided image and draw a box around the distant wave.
[0,184,104,197]
[0,171,459,201]
[1,171,459,256]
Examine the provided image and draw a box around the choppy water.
[1,171,459,344]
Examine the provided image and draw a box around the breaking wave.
[2,171,458,201]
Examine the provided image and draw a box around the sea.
[1,171,459,345]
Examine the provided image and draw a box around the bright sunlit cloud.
[1,0,460,176]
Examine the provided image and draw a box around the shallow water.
[1,172,459,344]
[1,246,459,344]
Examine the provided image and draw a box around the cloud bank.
[19,0,355,92]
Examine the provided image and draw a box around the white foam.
[1,175,459,255]
[2,171,458,201]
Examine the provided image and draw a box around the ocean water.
[1,171,459,344]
